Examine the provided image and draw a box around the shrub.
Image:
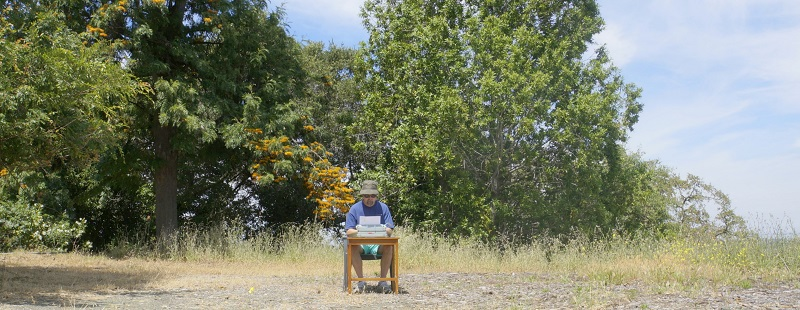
[0,200,88,252]
[0,170,89,252]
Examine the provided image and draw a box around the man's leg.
[351,244,364,278]
[378,245,393,278]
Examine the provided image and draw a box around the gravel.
[3,272,799,309]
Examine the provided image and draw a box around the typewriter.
[355,224,388,237]
[355,216,388,237]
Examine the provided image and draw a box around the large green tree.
[1,0,138,172]
[244,42,362,226]
[666,173,748,239]
[1,0,141,250]
[296,42,369,175]
[357,0,643,237]
[83,0,304,239]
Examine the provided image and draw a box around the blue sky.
[280,0,800,234]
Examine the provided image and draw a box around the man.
[345,180,395,293]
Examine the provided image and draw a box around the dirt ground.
[3,269,800,309]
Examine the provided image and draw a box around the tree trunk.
[153,123,178,241]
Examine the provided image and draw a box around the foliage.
[0,0,142,251]
[0,1,141,172]
[250,133,355,221]
[243,42,362,222]
[295,42,370,174]
[79,0,307,239]
[0,170,89,252]
[0,0,755,252]
[357,0,643,238]
[75,150,156,251]
[665,173,749,239]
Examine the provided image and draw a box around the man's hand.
[385,227,393,236]
[346,228,358,237]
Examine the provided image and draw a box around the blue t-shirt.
[345,201,395,230]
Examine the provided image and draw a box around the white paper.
[359,216,381,225]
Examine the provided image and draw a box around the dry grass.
[1,251,162,305]
[394,226,800,293]
[2,222,799,306]
[0,250,343,304]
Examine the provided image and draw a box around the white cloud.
[603,1,800,144]
[594,22,636,67]
[600,0,800,230]
[685,151,800,231]
[600,0,800,109]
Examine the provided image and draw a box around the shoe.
[353,281,366,294]
[377,281,392,293]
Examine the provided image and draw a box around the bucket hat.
[359,180,379,195]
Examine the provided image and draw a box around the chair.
[342,237,397,293]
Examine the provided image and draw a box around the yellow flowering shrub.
[250,131,354,220]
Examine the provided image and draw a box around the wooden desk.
[345,237,399,294]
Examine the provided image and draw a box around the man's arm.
[344,203,360,237]
[381,202,395,236]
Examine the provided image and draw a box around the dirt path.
[3,272,799,309]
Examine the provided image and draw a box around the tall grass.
[104,220,800,290]
[107,222,339,259]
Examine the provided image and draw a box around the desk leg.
[393,243,399,294]
[346,245,353,294]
